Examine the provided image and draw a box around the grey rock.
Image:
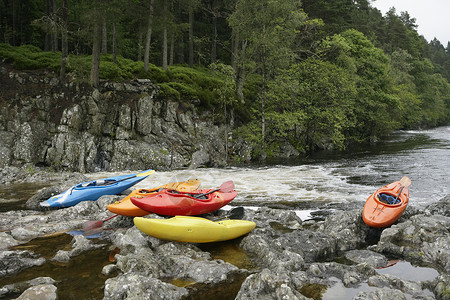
[429,274,450,300]
[52,235,104,262]
[25,187,62,210]
[190,149,210,168]
[368,274,428,298]
[0,232,20,249]
[16,284,57,300]
[235,268,308,300]
[103,273,188,300]
[306,262,376,287]
[0,277,56,299]
[353,288,407,300]
[376,214,450,273]
[318,209,368,251]
[0,250,46,277]
[345,250,388,268]
[426,195,450,217]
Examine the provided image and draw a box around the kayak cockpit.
[377,193,401,205]
[80,179,116,188]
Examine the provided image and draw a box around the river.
[87,126,450,216]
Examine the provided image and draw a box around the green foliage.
[266,57,357,152]
[165,82,198,100]
[166,65,223,107]
[320,30,401,141]
[133,62,170,83]
[157,83,180,101]
[1,0,450,163]
[66,54,91,81]
[0,43,60,71]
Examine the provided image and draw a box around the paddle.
[193,180,235,199]
[83,214,119,235]
[394,176,411,202]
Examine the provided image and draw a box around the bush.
[0,43,60,70]
[158,83,180,101]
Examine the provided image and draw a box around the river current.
[89,126,450,214]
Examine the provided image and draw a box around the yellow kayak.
[107,179,201,217]
[133,216,256,243]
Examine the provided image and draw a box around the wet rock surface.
[0,174,448,299]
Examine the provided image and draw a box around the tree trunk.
[137,0,143,61]
[188,4,194,68]
[233,37,246,103]
[231,32,238,75]
[112,17,117,63]
[59,0,68,83]
[144,0,155,72]
[177,1,184,64]
[162,0,168,71]
[90,21,101,87]
[137,31,143,61]
[261,49,266,161]
[102,16,107,53]
[51,0,57,51]
[45,0,51,50]
[169,30,174,66]
[210,0,218,75]
[236,70,245,103]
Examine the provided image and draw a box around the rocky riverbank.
[0,62,260,173]
[0,169,449,299]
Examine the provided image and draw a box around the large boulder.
[376,214,450,273]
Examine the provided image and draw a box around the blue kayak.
[40,169,155,208]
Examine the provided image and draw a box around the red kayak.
[130,181,237,216]
[362,176,411,228]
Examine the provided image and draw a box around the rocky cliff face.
[0,62,242,172]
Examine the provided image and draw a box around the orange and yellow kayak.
[107,179,200,217]
[362,176,411,228]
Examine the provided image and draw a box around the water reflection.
[0,183,49,212]
[376,261,439,282]
[1,233,113,300]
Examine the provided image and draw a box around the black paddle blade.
[212,206,245,221]
[228,206,244,219]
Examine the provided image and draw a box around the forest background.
[1,0,449,160]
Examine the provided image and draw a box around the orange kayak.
[362,176,411,228]
[107,179,200,217]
